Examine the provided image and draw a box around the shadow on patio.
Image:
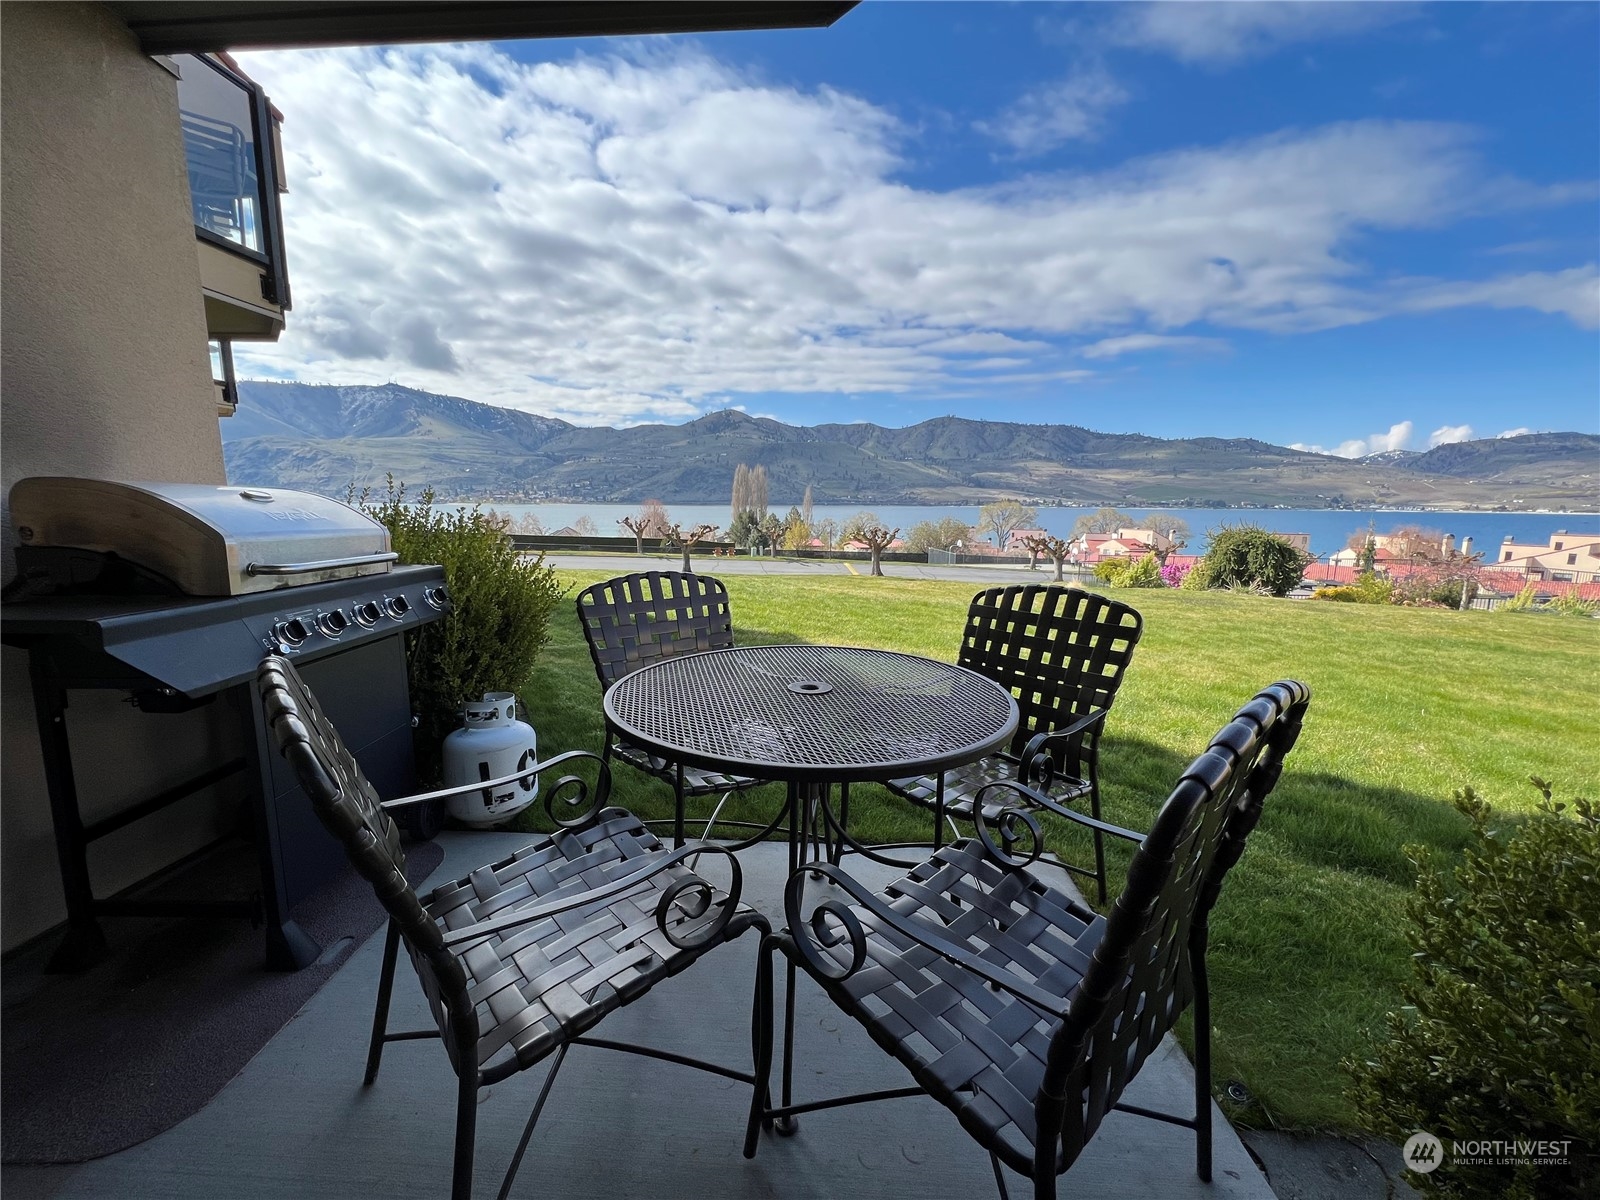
[3,832,1273,1200]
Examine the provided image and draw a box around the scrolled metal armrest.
[379,748,612,828]
[973,778,1145,845]
[1015,708,1106,791]
[784,862,1071,1020]
[443,839,742,951]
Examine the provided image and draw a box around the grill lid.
[9,478,395,596]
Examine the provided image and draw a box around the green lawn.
[514,570,1600,1132]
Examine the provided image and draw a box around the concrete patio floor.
[4,831,1275,1200]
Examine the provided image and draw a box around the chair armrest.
[783,861,1073,1020]
[443,839,744,951]
[379,748,611,827]
[1013,707,1106,781]
[973,778,1145,844]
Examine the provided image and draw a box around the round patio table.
[604,643,1020,1132]
[603,642,1019,794]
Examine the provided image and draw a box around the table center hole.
[787,679,832,695]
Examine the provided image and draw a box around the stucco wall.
[2,3,238,950]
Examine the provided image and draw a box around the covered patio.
[3,833,1272,1200]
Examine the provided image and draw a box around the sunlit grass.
[515,569,1600,1132]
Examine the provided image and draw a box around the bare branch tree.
[663,522,718,574]
[856,524,901,577]
[618,514,648,554]
[1023,534,1072,582]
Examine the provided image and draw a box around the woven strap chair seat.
[887,754,1091,822]
[422,807,745,1081]
[801,840,1107,1173]
[609,741,766,797]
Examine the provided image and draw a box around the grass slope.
[514,570,1600,1131]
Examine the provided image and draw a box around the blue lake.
[475,502,1597,560]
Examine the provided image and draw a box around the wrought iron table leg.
[776,778,832,1136]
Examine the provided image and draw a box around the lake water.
[472,502,1597,560]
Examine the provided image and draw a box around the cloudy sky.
[234,2,1598,454]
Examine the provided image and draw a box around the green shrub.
[1546,591,1600,618]
[1094,557,1131,584]
[1314,573,1395,605]
[1345,781,1600,1199]
[1500,584,1539,613]
[1107,552,1164,588]
[359,479,568,779]
[1200,525,1313,596]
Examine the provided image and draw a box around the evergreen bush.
[1345,781,1600,1199]
[358,479,567,779]
[1200,525,1313,596]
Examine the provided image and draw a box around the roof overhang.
[107,1,857,54]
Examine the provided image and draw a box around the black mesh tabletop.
[603,644,1019,784]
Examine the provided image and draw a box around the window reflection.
[176,55,264,254]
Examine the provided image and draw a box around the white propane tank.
[441,691,539,827]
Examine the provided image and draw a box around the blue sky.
[235,2,1598,455]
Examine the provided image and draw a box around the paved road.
[539,551,1096,585]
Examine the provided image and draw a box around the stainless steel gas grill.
[2,479,450,971]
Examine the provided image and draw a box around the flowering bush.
[1159,559,1191,588]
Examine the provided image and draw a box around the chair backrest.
[575,571,735,690]
[1043,679,1311,1165]
[957,585,1142,757]
[256,655,478,1069]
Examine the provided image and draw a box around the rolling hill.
[221,381,1600,511]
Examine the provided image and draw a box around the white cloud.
[1498,427,1533,438]
[1078,333,1229,359]
[1290,421,1415,458]
[230,44,1598,424]
[976,66,1128,156]
[1392,267,1600,329]
[1107,2,1416,67]
[1428,423,1475,448]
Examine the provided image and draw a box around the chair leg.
[363,919,401,1085]
[744,931,777,1157]
[989,1151,1013,1200]
[451,1068,478,1200]
[1191,941,1215,1183]
[1087,783,1107,907]
[674,763,687,848]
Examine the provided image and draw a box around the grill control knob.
[354,601,381,628]
[384,594,410,619]
[318,609,350,637]
[423,585,449,610]
[278,618,310,647]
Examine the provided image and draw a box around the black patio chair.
[880,585,1143,902]
[747,680,1311,1199]
[576,571,782,848]
[256,655,770,1200]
